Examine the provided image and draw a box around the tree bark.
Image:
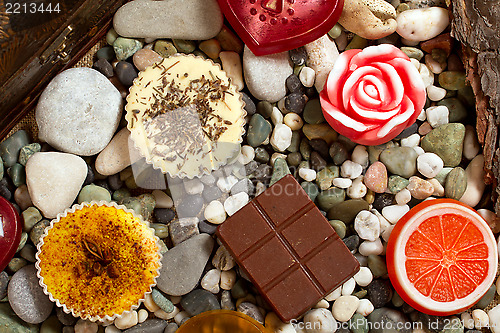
[450,0,500,214]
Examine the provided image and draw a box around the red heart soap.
[0,196,22,272]
[218,0,344,56]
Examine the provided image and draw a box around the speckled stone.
[180,289,221,317]
[421,123,465,167]
[379,147,418,178]
[364,162,388,193]
[444,167,467,200]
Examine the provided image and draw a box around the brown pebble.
[216,25,244,54]
[407,176,434,200]
[199,39,222,60]
[364,162,388,193]
[132,49,163,72]
[447,54,464,72]
[420,33,453,56]
[418,122,433,135]
[108,76,128,99]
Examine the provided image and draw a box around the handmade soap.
[217,175,360,321]
[0,196,22,273]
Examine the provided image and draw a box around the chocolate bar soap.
[216,175,360,322]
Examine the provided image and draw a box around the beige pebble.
[220,270,237,290]
[460,154,485,207]
[132,49,163,72]
[304,35,339,92]
[155,306,179,320]
[14,184,33,210]
[95,128,141,176]
[152,189,174,209]
[137,309,148,323]
[143,293,160,312]
[220,51,244,91]
[114,310,138,330]
[407,176,434,199]
[199,39,222,59]
[428,178,444,197]
[284,113,304,131]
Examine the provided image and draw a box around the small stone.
[445,167,467,200]
[333,296,359,322]
[395,189,412,205]
[153,40,177,58]
[241,93,256,116]
[270,124,293,152]
[26,152,87,218]
[284,113,304,131]
[283,92,307,114]
[220,51,244,91]
[347,177,367,199]
[366,280,393,308]
[330,220,347,239]
[180,289,221,317]
[302,123,338,145]
[169,218,199,246]
[122,319,168,333]
[8,265,53,324]
[212,245,236,271]
[379,147,418,178]
[223,192,249,216]
[316,167,337,190]
[247,114,272,147]
[29,219,50,246]
[0,130,30,168]
[317,187,345,211]
[299,66,316,88]
[151,289,174,313]
[330,142,349,166]
[92,58,114,78]
[426,85,447,102]
[21,207,42,232]
[112,37,143,61]
[328,199,370,224]
[303,308,338,332]
[303,99,325,125]
[354,267,373,287]
[270,158,291,186]
[463,125,480,160]
[78,184,111,204]
[237,302,264,324]
[388,176,410,194]
[18,143,41,167]
[437,98,468,123]
[304,35,340,91]
[114,311,139,330]
[301,181,320,202]
[460,155,485,207]
[417,153,444,178]
[132,49,163,72]
[400,47,424,61]
[421,123,465,167]
[157,234,214,296]
[95,128,140,176]
[115,61,138,86]
[7,163,25,187]
[176,195,204,218]
[341,161,363,179]
[426,105,449,128]
[368,308,410,333]
[381,205,410,224]
[364,162,388,193]
[396,7,449,42]
[354,210,380,241]
[204,200,226,225]
[199,39,221,59]
[438,71,467,90]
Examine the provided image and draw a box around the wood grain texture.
[450,0,500,213]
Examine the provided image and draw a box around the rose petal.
[349,44,409,69]
[377,95,415,139]
[349,96,400,121]
[371,62,404,110]
[326,49,362,105]
[342,66,382,111]
[320,92,370,134]
[357,74,388,106]
[355,81,382,109]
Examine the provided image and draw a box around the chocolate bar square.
[217,175,360,322]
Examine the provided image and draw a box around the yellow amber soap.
[125,54,246,178]
[177,310,270,333]
[36,202,161,321]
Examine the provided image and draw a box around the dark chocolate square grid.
[217,175,360,322]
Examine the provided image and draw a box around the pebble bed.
[1,0,500,333]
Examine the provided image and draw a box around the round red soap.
[0,196,22,272]
[386,199,498,316]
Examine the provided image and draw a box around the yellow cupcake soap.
[125,54,246,178]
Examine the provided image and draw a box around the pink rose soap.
[320,44,426,146]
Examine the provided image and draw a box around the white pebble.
[426,85,446,101]
[395,188,411,205]
[224,192,249,216]
[413,146,425,155]
[303,308,337,333]
[488,304,500,333]
[143,293,160,312]
[75,320,99,333]
[359,238,384,256]
[351,146,369,168]
[340,160,363,179]
[137,309,148,324]
[426,105,449,128]
[299,66,316,88]
[284,112,304,131]
[299,168,317,182]
[347,177,367,199]
[271,107,284,125]
[174,311,190,326]
[425,54,445,75]
[201,268,221,294]
[356,299,374,317]
[114,311,138,330]
[461,312,474,330]
[271,153,288,166]
[472,309,489,329]
[382,204,410,224]
[270,123,292,152]
[104,326,121,333]
[325,286,342,302]
[400,133,420,148]
[341,278,356,296]
[220,51,244,91]
[418,63,434,88]
[255,181,266,196]
[332,296,359,322]
[417,109,427,121]
[333,178,352,189]
[353,267,373,287]
[460,154,486,207]
[374,210,394,242]
[184,178,204,195]
[220,270,237,290]
[354,210,380,241]
[155,306,179,320]
[396,7,450,42]
[265,312,297,333]
[240,145,255,165]
[314,299,330,309]
[152,190,173,209]
[217,175,238,193]
[204,200,227,224]
[381,224,394,242]
[463,125,480,160]
[417,152,444,178]
[428,178,444,197]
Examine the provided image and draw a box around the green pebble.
[192,49,208,59]
[8,258,27,273]
[106,28,118,45]
[138,193,156,220]
[396,2,410,13]
[154,40,177,58]
[316,166,337,191]
[327,199,370,224]
[0,157,3,179]
[172,39,196,53]
[387,175,410,194]
[7,163,25,187]
[298,161,310,170]
[151,289,175,313]
[349,313,369,333]
[16,232,28,253]
[329,220,346,239]
[270,158,291,186]
[113,37,143,61]
[367,255,388,278]
[379,147,418,178]
[231,279,249,299]
[352,289,367,299]
[293,64,305,76]
[431,48,447,64]
[286,152,302,167]
[475,284,496,309]
[303,99,325,124]
[125,175,139,189]
[22,207,42,232]
[78,184,111,203]
[300,138,311,161]
[40,315,62,333]
[254,147,270,163]
[301,181,320,202]
[435,167,453,186]
[120,197,142,216]
[400,47,424,61]
[445,167,467,200]
[19,244,36,262]
[18,143,41,166]
[329,142,349,166]
[367,141,396,164]
[96,46,115,61]
[151,223,169,239]
[421,123,466,167]
[328,24,342,39]
[247,114,272,147]
[0,303,40,332]
[438,71,467,90]
[0,130,30,168]
[437,98,468,123]
[457,85,475,108]
[30,220,51,246]
[112,188,131,202]
[287,131,301,153]
[345,35,368,51]
[391,291,404,307]
[317,187,345,211]
[158,240,168,254]
[257,101,273,119]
